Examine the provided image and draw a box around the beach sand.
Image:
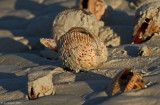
[0,0,160,105]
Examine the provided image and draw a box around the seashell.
[51,9,119,47]
[124,72,146,92]
[40,27,108,73]
[139,45,151,56]
[52,9,104,41]
[133,0,160,43]
[108,69,146,96]
[79,0,107,20]
[28,70,55,100]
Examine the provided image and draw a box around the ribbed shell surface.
[108,69,146,96]
[108,69,133,96]
[124,73,146,92]
[57,31,107,72]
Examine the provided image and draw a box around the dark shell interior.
[134,18,151,43]
[108,69,133,96]
[80,0,89,9]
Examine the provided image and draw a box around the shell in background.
[108,69,146,96]
[79,0,107,20]
[139,45,151,56]
[133,0,160,43]
[41,27,108,73]
[52,9,104,41]
[51,9,120,48]
[133,0,145,7]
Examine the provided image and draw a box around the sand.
[0,0,160,105]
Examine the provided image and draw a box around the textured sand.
[0,0,160,105]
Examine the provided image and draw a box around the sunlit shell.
[40,27,108,73]
[79,0,107,20]
[133,1,160,43]
[139,45,151,56]
[124,72,146,92]
[108,69,133,96]
[108,69,146,96]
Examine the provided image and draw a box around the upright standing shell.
[40,27,108,73]
[108,69,146,96]
[133,0,160,43]
[108,69,133,96]
[79,0,107,20]
[124,72,146,92]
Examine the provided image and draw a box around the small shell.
[40,27,108,73]
[124,72,146,92]
[139,45,151,56]
[133,1,160,43]
[108,69,146,96]
[79,0,107,20]
[108,69,133,96]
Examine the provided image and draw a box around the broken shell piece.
[28,70,55,99]
[133,1,160,43]
[52,9,104,41]
[79,0,107,20]
[28,68,64,100]
[40,27,108,73]
[139,45,151,56]
[99,27,120,47]
[108,69,146,96]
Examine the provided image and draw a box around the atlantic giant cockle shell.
[133,0,160,43]
[108,69,146,96]
[40,27,108,73]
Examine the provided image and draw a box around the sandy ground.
[0,0,160,105]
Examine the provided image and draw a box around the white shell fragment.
[133,0,160,43]
[28,68,64,99]
[52,9,104,41]
[28,70,55,99]
[40,27,108,73]
[99,27,120,47]
[139,45,151,56]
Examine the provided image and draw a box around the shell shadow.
[124,45,139,57]
[74,71,112,104]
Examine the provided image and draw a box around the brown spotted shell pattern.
[40,27,108,73]
[133,1,160,43]
[58,27,107,73]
